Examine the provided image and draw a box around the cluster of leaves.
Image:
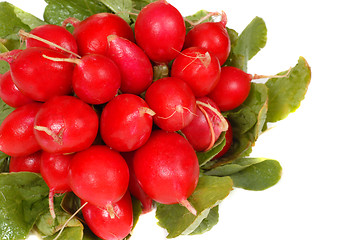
[0,0,311,239]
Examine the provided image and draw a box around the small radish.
[145,77,196,131]
[0,71,34,108]
[81,191,133,240]
[133,130,199,215]
[43,54,121,105]
[20,25,78,56]
[34,96,99,154]
[181,97,228,152]
[40,152,72,218]
[9,150,42,173]
[213,118,233,159]
[69,145,129,218]
[122,151,154,214]
[0,47,74,102]
[100,94,154,152]
[107,35,153,95]
[63,13,134,56]
[171,47,221,97]
[184,12,231,65]
[134,0,186,64]
[0,102,42,157]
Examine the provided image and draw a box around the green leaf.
[184,10,212,32]
[131,0,156,10]
[266,56,311,123]
[196,132,226,167]
[189,205,219,235]
[204,157,266,176]
[0,172,49,240]
[0,152,10,173]
[230,159,282,190]
[12,5,47,29]
[0,2,31,39]
[44,227,83,240]
[0,99,15,125]
[44,0,111,26]
[156,175,233,238]
[226,17,267,71]
[98,0,132,23]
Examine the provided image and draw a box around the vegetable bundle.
[0,0,311,239]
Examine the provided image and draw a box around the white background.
[3,0,359,240]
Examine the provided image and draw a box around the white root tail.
[180,199,197,216]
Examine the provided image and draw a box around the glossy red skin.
[100,94,153,152]
[34,96,99,154]
[107,36,153,95]
[171,47,221,97]
[122,152,154,214]
[40,152,72,193]
[133,130,199,204]
[72,54,121,104]
[10,47,74,102]
[0,102,42,156]
[184,22,231,65]
[0,71,34,108]
[73,13,134,56]
[26,24,78,55]
[69,145,129,208]
[208,66,252,111]
[81,191,133,240]
[145,77,196,131]
[9,150,42,173]
[134,0,186,64]
[214,119,233,159]
[181,97,223,152]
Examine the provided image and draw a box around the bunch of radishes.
[0,0,256,239]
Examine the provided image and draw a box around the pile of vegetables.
[0,0,311,239]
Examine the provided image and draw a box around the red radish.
[181,97,228,151]
[145,77,196,131]
[69,145,129,217]
[40,152,72,218]
[171,47,221,97]
[107,35,153,95]
[0,102,42,156]
[207,66,251,111]
[22,24,78,56]
[9,150,42,173]
[213,118,233,159]
[133,130,199,215]
[122,152,154,214]
[100,94,153,152]
[44,54,122,105]
[0,71,34,108]
[0,47,74,102]
[34,96,99,154]
[134,0,186,64]
[63,13,134,56]
[81,191,133,240]
[184,12,231,65]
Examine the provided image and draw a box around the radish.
[107,35,153,95]
[68,145,129,218]
[181,97,228,151]
[0,47,74,102]
[43,54,122,105]
[133,130,199,215]
[134,0,186,64]
[21,24,78,56]
[9,150,42,173]
[144,77,196,131]
[63,13,134,56]
[184,12,231,65]
[0,102,42,157]
[171,47,221,97]
[40,152,72,218]
[100,94,154,152]
[122,151,154,214]
[81,191,133,240]
[0,71,34,108]
[34,96,99,154]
